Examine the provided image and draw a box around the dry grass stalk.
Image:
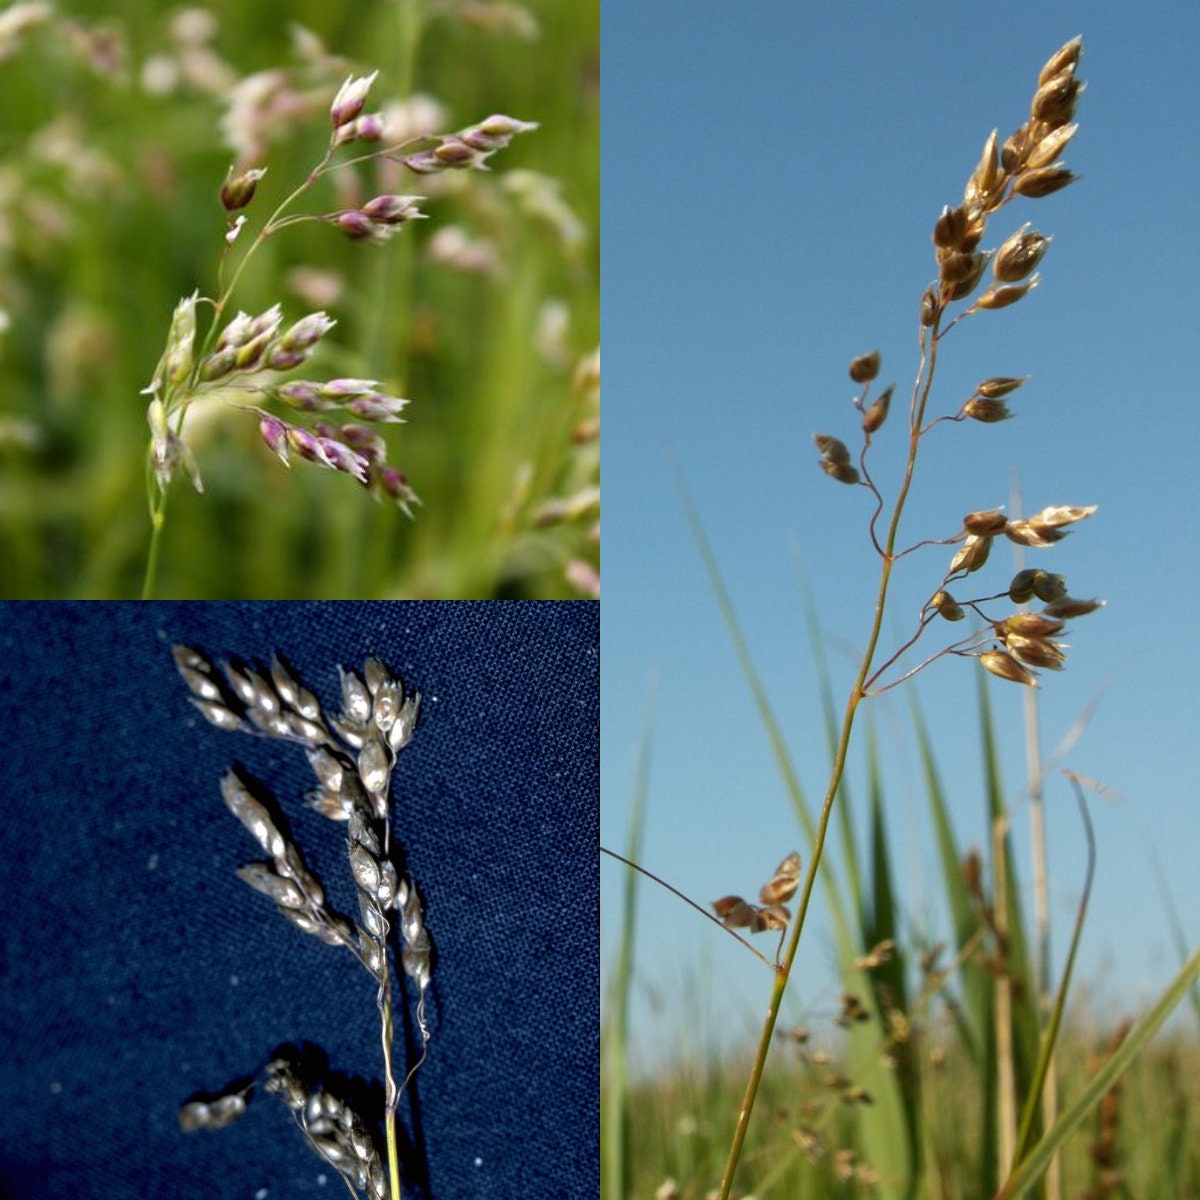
[716,38,1104,1199]
[173,644,428,1200]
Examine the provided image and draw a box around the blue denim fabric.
[0,602,598,1200]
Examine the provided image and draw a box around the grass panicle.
[173,644,429,1200]
[604,35,1197,1200]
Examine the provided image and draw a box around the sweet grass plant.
[0,2,598,598]
[602,37,1200,1200]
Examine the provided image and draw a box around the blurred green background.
[0,0,598,597]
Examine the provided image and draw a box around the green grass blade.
[995,941,1200,1200]
[600,685,655,1200]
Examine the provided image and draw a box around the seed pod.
[1043,596,1104,619]
[980,649,1038,686]
[962,396,1012,423]
[388,693,421,753]
[1008,568,1039,603]
[1027,122,1078,170]
[221,771,287,858]
[976,375,1029,398]
[861,384,893,435]
[1006,635,1067,670]
[235,863,306,909]
[1004,521,1065,548]
[963,507,1008,536]
[1038,36,1083,86]
[348,841,381,895]
[813,433,851,466]
[933,204,969,249]
[358,737,391,797]
[974,275,1039,310]
[997,613,1065,638]
[190,698,243,731]
[1028,503,1097,529]
[1012,167,1077,199]
[375,859,399,908]
[931,590,965,621]
[949,534,992,574]
[372,679,401,732]
[1031,71,1082,128]
[339,667,372,724]
[758,851,801,906]
[964,129,1002,209]
[1032,571,1069,602]
[820,460,861,485]
[993,226,1050,282]
[848,350,881,383]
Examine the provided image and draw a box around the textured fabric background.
[0,601,598,1200]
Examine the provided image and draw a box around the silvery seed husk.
[359,891,387,937]
[372,679,400,731]
[375,860,398,907]
[190,698,243,731]
[277,843,324,905]
[400,890,423,943]
[172,644,208,673]
[348,842,381,894]
[179,665,223,701]
[308,788,350,820]
[358,737,390,797]
[402,942,430,990]
[363,656,391,695]
[287,714,328,744]
[221,772,287,858]
[235,863,306,909]
[245,669,279,715]
[388,693,420,752]
[339,666,372,724]
[359,930,385,977]
[264,1061,307,1111]
[222,664,259,708]
[247,707,292,738]
[306,747,345,791]
[347,810,380,854]
[208,1093,247,1126]
[331,714,366,748]
[178,1101,211,1132]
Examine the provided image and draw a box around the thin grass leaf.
[994,941,1200,1200]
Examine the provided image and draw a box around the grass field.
[0,1,598,597]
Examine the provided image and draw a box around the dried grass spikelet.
[849,349,881,383]
[949,533,992,574]
[861,383,893,435]
[930,590,965,621]
[980,648,1039,686]
[973,274,1039,311]
[962,507,1008,536]
[814,433,860,484]
[962,395,1013,423]
[712,851,801,934]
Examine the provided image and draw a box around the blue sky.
[601,2,1200,1071]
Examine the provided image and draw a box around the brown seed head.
[963,507,1008,536]
[976,375,1029,398]
[933,205,969,249]
[1027,503,1097,530]
[949,534,992,574]
[993,226,1051,282]
[981,649,1038,686]
[964,130,1003,210]
[1004,520,1066,548]
[1008,569,1039,603]
[931,590,965,621]
[1031,71,1083,129]
[813,433,851,466]
[820,459,861,485]
[1027,122,1078,170]
[962,396,1012,423]
[862,384,893,435]
[849,350,881,384]
[1042,596,1104,619]
[1005,634,1067,670]
[997,612,1065,639]
[974,276,1039,311]
[1013,166,1078,199]
[1032,570,1069,602]
[1039,36,1083,86]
